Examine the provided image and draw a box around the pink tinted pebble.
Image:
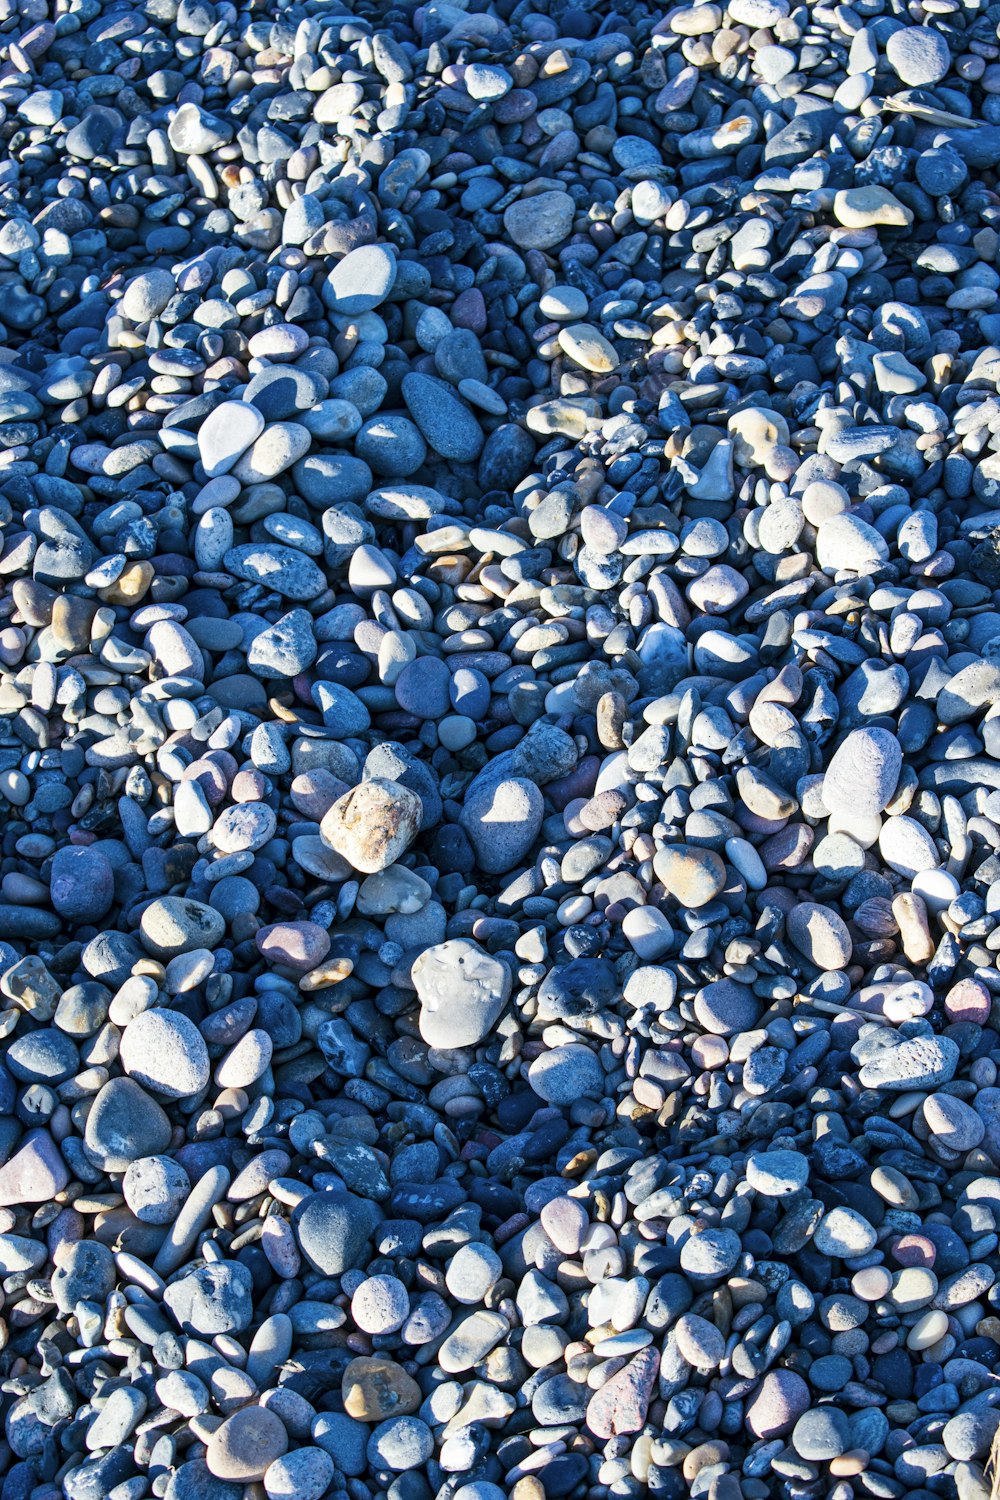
[944,978,991,1025]
[890,1234,936,1269]
[452,288,487,334]
[256,921,331,971]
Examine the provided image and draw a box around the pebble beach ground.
[1,0,1000,1498]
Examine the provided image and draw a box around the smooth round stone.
[528,1043,604,1105]
[445,1243,503,1303]
[943,977,991,1024]
[122,268,175,322]
[256,922,330,971]
[313,1412,368,1472]
[694,979,761,1037]
[263,1448,335,1500]
[916,148,967,197]
[414,938,511,1049]
[885,25,950,86]
[231,423,311,485]
[878,816,940,877]
[140,897,226,959]
[352,1275,409,1334]
[49,845,115,925]
[198,401,264,477]
[557,324,617,374]
[746,1149,809,1196]
[503,190,574,249]
[621,906,673,960]
[654,845,726,908]
[0,1130,68,1208]
[366,1416,433,1472]
[123,1155,191,1224]
[822,727,901,817]
[6,1027,78,1083]
[450,666,490,718]
[401,373,483,462]
[195,507,235,569]
[215,1029,272,1089]
[323,245,396,314]
[464,63,511,99]
[745,1370,811,1439]
[674,1313,726,1369]
[84,1077,172,1171]
[816,513,889,573]
[207,1406,289,1482]
[312,680,371,734]
[460,776,544,874]
[120,1008,211,1098]
[907,1308,949,1350]
[792,1407,850,1460]
[852,1266,892,1302]
[356,866,431,916]
[539,285,588,319]
[942,1411,998,1463]
[688,565,749,613]
[785,902,852,970]
[356,414,427,477]
[891,1267,937,1311]
[679,1227,741,1279]
[631,179,673,224]
[439,715,477,751]
[293,1189,373,1276]
[833,185,912,229]
[394,656,451,719]
[922,1094,984,1152]
[814,1206,877,1258]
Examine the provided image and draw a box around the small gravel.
[3,3,1000,1500]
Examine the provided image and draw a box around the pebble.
[414,938,511,1049]
[321,779,422,873]
[886,26,951,87]
[119,1008,210,1099]
[293,1190,374,1276]
[460,776,544,874]
[206,1407,288,1483]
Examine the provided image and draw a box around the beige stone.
[343,1357,423,1421]
[833,186,913,228]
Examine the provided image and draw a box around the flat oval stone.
[822,726,902,817]
[206,1406,288,1482]
[119,1008,210,1098]
[401,373,483,462]
[323,245,397,314]
[557,323,617,373]
[460,776,543,875]
[785,902,852,970]
[140,898,226,959]
[503,190,574,250]
[654,845,726,908]
[198,401,264,478]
